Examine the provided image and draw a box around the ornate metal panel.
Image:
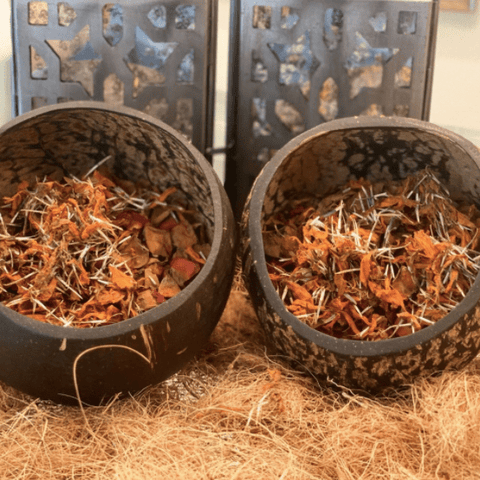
[11,0,217,155]
[225,0,439,217]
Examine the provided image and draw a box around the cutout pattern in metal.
[12,0,216,155]
[225,0,439,217]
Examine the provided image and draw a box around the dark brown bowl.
[241,116,480,393]
[0,102,236,405]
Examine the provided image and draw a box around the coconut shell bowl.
[0,102,236,405]
[241,116,480,393]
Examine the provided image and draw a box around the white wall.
[430,6,480,147]
[0,2,479,148]
[0,1,12,127]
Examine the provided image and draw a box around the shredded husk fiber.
[1,276,480,479]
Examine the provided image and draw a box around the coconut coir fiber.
[0,277,479,479]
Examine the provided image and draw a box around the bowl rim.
[246,115,480,357]
[0,101,229,340]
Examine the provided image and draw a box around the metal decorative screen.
[225,0,439,217]
[11,0,217,155]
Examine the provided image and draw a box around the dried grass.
[1,280,480,479]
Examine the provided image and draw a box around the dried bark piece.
[119,236,150,269]
[144,224,173,258]
[171,221,197,250]
[158,274,181,298]
[170,257,199,287]
[150,206,171,226]
[137,290,158,310]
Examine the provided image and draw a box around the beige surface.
[1,286,480,479]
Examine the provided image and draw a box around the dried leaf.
[150,206,171,227]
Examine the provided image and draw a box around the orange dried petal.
[109,266,136,290]
[341,311,361,335]
[334,273,347,296]
[92,170,116,188]
[37,278,57,302]
[445,269,459,294]
[185,246,206,264]
[360,252,373,285]
[157,186,177,203]
[371,284,406,309]
[68,259,90,286]
[286,281,312,302]
[80,222,113,240]
[96,289,125,305]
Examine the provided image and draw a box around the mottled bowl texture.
[0,102,236,405]
[242,116,480,393]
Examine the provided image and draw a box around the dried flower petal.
[265,169,480,340]
[0,172,209,327]
[109,266,136,290]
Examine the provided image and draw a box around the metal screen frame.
[11,0,217,157]
[225,0,439,217]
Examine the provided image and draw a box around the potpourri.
[0,169,210,327]
[264,169,480,340]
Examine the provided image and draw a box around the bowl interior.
[0,105,214,241]
[252,122,480,352]
[262,126,480,224]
